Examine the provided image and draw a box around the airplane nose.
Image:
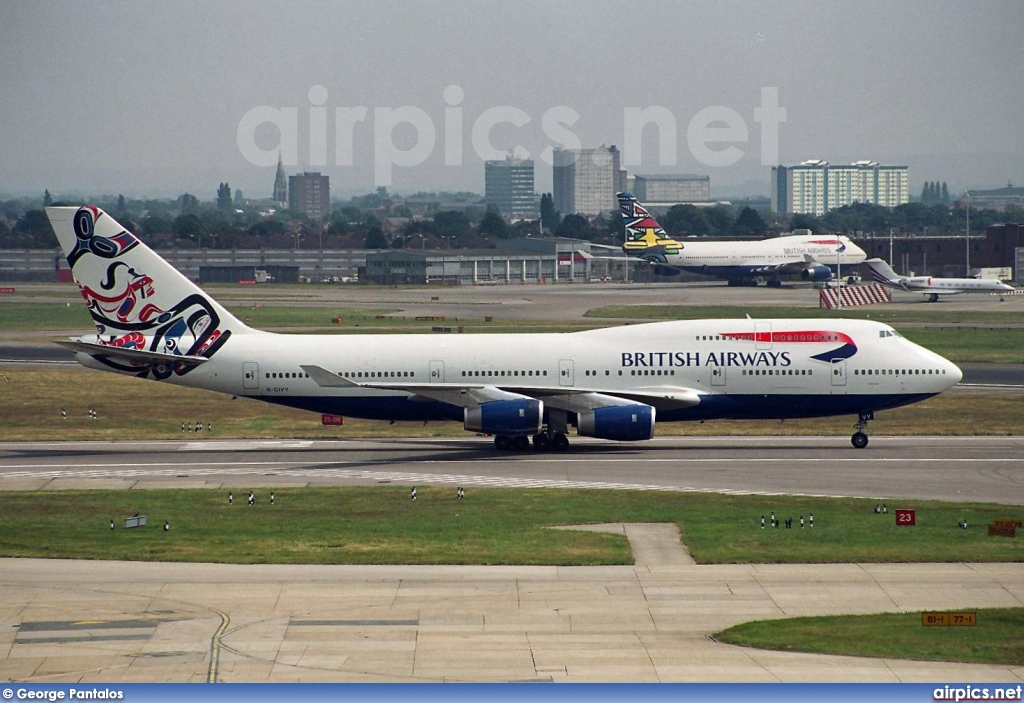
[946,359,963,386]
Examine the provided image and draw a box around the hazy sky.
[2,0,1023,200]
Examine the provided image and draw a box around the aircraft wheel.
[851,432,869,449]
[532,433,551,451]
[928,294,939,303]
[513,435,531,451]
[767,279,782,288]
[494,435,511,450]
[551,432,570,452]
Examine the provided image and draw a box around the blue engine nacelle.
[464,399,543,436]
[577,404,655,442]
[800,264,832,281]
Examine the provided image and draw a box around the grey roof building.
[485,156,536,218]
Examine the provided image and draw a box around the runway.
[3,445,1024,683]
[2,283,1023,683]
[2,435,1023,504]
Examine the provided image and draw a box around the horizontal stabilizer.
[56,339,209,366]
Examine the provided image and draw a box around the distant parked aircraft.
[616,193,866,287]
[865,258,1015,302]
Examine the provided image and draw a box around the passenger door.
[243,362,260,392]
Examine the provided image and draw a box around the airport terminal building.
[364,238,627,285]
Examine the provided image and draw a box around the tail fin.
[46,206,251,370]
[864,258,901,285]
[616,192,683,258]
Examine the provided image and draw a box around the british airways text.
[621,351,792,368]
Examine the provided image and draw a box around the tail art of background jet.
[865,258,1016,302]
[47,206,960,450]
[618,193,867,287]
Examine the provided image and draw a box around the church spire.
[273,154,288,204]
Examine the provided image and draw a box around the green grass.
[0,302,96,331]
[584,304,1024,325]
[899,327,1024,363]
[10,299,1021,359]
[0,488,1020,565]
[715,609,1024,666]
[0,301,598,335]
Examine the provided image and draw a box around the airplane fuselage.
[76,317,958,425]
[659,235,866,275]
[891,276,1014,296]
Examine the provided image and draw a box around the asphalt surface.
[2,435,1023,505]
[2,281,1022,683]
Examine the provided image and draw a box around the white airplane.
[617,192,867,286]
[865,258,1016,302]
[46,206,961,450]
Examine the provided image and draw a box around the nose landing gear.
[851,411,874,449]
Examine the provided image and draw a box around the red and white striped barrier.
[819,283,892,310]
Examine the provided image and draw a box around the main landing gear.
[493,435,530,451]
[492,431,570,452]
[533,431,569,452]
[851,411,874,449]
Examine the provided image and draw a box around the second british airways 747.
[617,192,866,286]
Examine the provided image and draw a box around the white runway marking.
[0,452,1019,500]
[0,464,821,496]
[180,441,315,451]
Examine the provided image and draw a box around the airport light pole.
[836,242,845,311]
[965,192,971,277]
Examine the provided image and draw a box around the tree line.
[2,187,1020,251]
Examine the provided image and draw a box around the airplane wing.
[535,387,700,413]
[301,365,701,413]
[56,339,210,367]
[566,247,627,262]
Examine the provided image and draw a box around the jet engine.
[464,399,543,436]
[652,265,681,277]
[800,264,832,281]
[577,404,655,442]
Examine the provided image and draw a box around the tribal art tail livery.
[47,206,249,379]
[617,192,684,262]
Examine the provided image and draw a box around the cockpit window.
[879,329,903,338]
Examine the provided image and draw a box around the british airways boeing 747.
[46,206,959,450]
[618,192,867,286]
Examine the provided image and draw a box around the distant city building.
[484,156,536,218]
[552,145,624,216]
[964,185,1024,211]
[633,174,710,203]
[772,160,908,215]
[273,155,288,204]
[288,172,330,219]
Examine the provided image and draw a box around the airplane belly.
[264,394,463,422]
